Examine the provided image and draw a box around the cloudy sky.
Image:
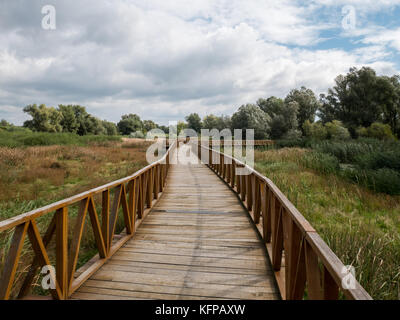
[1,0,400,125]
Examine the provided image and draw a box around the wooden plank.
[56,207,68,299]
[110,252,269,270]
[68,198,89,287]
[104,260,271,276]
[0,222,29,299]
[82,279,278,300]
[71,145,280,300]
[27,220,62,299]
[90,269,276,289]
[17,215,56,298]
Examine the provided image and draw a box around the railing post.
[146,168,153,208]
[154,165,159,200]
[246,173,253,211]
[128,179,137,232]
[252,176,260,224]
[230,161,235,189]
[323,266,339,299]
[240,173,246,201]
[262,185,272,243]
[271,196,283,270]
[0,222,29,300]
[102,190,110,254]
[56,207,68,299]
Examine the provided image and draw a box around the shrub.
[303,120,328,139]
[0,131,121,147]
[357,123,395,140]
[302,151,340,175]
[356,126,368,138]
[312,140,375,163]
[325,120,351,140]
[283,129,302,140]
[129,131,145,139]
[275,138,308,148]
[355,150,400,171]
[346,168,400,195]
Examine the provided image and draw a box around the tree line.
[184,67,400,140]
[7,104,169,137]
[3,66,399,140]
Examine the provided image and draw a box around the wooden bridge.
[0,140,372,300]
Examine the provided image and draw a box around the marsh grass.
[255,148,400,299]
[0,140,151,298]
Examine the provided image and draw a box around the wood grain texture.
[71,145,280,300]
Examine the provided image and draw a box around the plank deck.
[71,145,280,300]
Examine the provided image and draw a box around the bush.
[312,140,375,163]
[0,131,121,148]
[325,120,350,140]
[355,150,400,171]
[275,137,308,148]
[283,129,302,140]
[302,151,340,175]
[303,120,328,139]
[357,123,395,140]
[130,131,145,139]
[346,168,400,195]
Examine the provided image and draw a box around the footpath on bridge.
[71,145,280,300]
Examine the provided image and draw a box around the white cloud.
[0,0,399,125]
[362,27,400,52]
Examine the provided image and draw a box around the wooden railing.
[193,142,372,300]
[0,141,176,300]
[193,138,274,146]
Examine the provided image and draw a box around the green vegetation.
[255,148,400,300]
[183,67,400,147]
[269,138,400,195]
[23,104,118,135]
[0,127,121,148]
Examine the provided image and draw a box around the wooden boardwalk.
[71,145,280,300]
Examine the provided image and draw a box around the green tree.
[257,96,285,117]
[102,120,118,136]
[143,120,157,132]
[23,104,63,132]
[58,105,79,133]
[258,97,298,139]
[202,114,231,131]
[177,121,187,136]
[185,113,202,133]
[117,114,143,135]
[231,104,270,139]
[203,114,219,130]
[380,75,400,137]
[217,115,231,131]
[318,67,399,136]
[158,125,169,134]
[285,87,319,132]
[67,105,94,135]
[0,119,11,126]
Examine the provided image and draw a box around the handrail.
[193,142,372,300]
[0,141,177,300]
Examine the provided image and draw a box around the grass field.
[0,137,151,297]
[255,147,400,300]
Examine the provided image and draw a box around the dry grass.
[255,148,400,299]
[0,141,151,213]
[0,140,152,297]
